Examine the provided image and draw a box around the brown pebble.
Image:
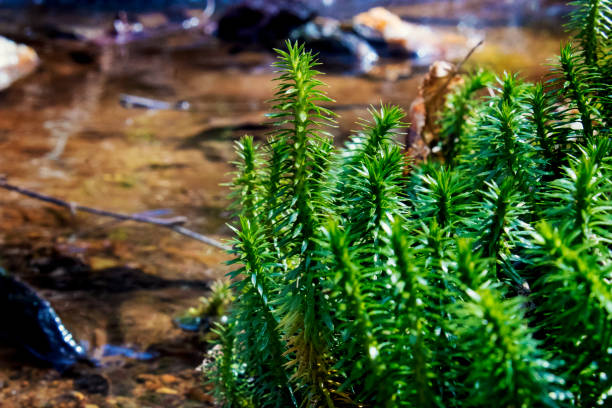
[160,374,178,384]
[144,380,160,391]
[72,391,86,401]
[186,386,213,403]
[106,396,139,408]
[155,387,179,395]
[136,374,156,383]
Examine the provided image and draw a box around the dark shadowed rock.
[73,373,110,395]
[216,0,315,47]
[0,268,88,370]
[290,17,378,74]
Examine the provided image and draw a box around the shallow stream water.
[0,1,567,406]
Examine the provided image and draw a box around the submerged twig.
[0,177,230,251]
[45,130,71,161]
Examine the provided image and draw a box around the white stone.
[0,36,39,91]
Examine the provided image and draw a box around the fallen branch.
[0,177,230,251]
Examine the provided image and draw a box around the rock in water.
[0,269,87,370]
[0,36,39,91]
[216,0,315,47]
[291,17,379,74]
[353,7,476,64]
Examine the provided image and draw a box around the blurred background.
[0,1,571,407]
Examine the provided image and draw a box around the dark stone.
[174,315,211,332]
[73,373,110,395]
[290,18,378,74]
[68,50,97,65]
[351,23,417,59]
[216,0,315,47]
[0,1,206,12]
[0,269,88,371]
[37,23,84,41]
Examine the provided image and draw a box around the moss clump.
[209,1,611,406]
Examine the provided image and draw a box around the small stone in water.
[0,36,39,91]
[71,391,85,401]
[155,386,179,395]
[160,374,178,384]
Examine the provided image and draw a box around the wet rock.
[36,23,87,42]
[0,269,88,371]
[174,314,207,332]
[144,379,160,391]
[71,390,85,401]
[366,61,412,81]
[353,7,476,64]
[105,396,139,408]
[67,50,97,65]
[136,373,157,383]
[0,36,39,91]
[160,374,179,384]
[156,386,179,395]
[290,17,378,74]
[73,373,109,395]
[216,0,315,47]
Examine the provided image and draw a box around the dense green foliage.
[209,2,611,406]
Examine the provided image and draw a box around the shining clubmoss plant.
[527,82,565,175]
[553,44,598,142]
[449,280,560,408]
[529,222,612,406]
[228,217,296,407]
[439,69,494,164]
[210,3,611,405]
[567,0,612,66]
[413,165,471,235]
[320,222,388,403]
[228,136,263,219]
[540,140,612,246]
